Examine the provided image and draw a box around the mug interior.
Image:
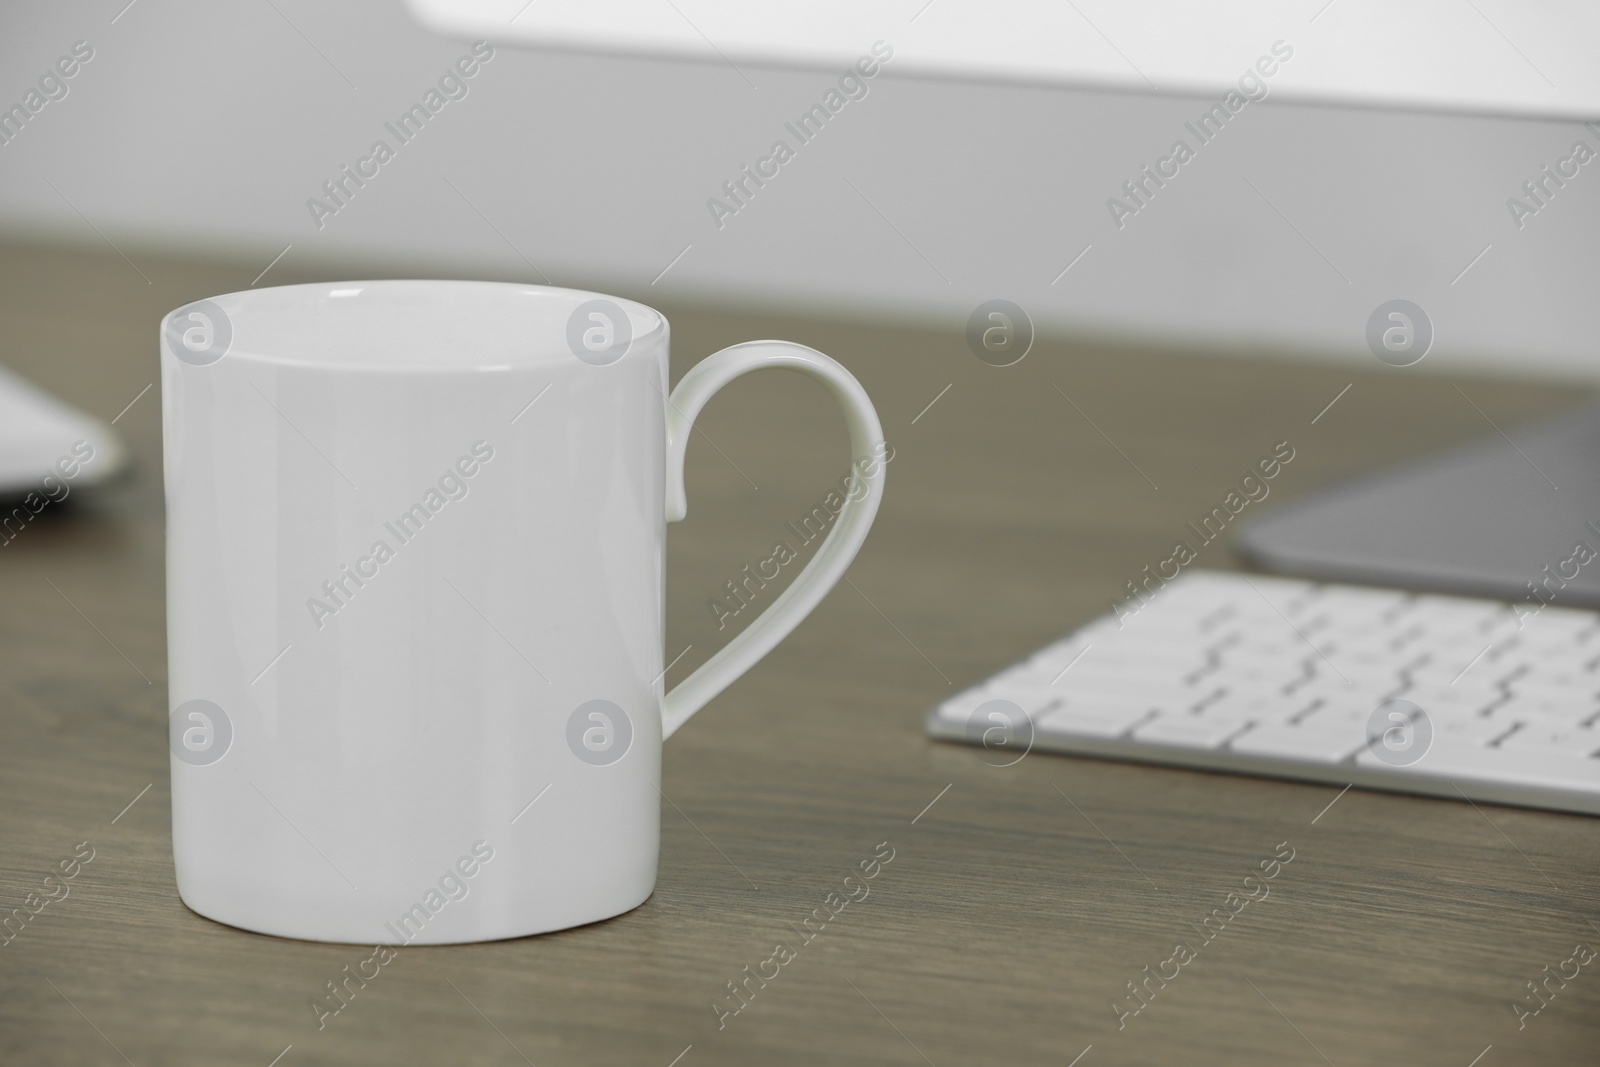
[198,280,665,370]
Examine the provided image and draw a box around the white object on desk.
[928,570,1600,815]
[161,281,886,943]
[0,364,126,495]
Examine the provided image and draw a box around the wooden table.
[2,238,1597,1066]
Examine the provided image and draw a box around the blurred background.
[1,0,1596,377]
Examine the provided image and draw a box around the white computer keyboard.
[926,570,1600,815]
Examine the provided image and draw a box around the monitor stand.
[1236,402,1600,610]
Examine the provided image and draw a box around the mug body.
[162,281,667,943]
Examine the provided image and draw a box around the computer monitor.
[1238,403,1600,608]
[409,0,1600,606]
[408,1,1600,119]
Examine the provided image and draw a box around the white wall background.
[1,0,1596,378]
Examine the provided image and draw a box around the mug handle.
[660,341,887,739]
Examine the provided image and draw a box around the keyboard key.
[1431,714,1514,744]
[934,688,1052,725]
[1498,725,1600,757]
[1506,697,1600,725]
[990,684,1071,716]
[1522,610,1600,638]
[1229,722,1366,763]
[1205,693,1298,722]
[1051,677,1200,710]
[1399,685,1503,715]
[1505,677,1600,703]
[1302,697,1379,725]
[1037,702,1153,738]
[1132,713,1249,749]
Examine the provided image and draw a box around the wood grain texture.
[1,238,1597,1066]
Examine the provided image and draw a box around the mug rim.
[161,279,668,373]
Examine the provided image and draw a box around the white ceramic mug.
[161,280,885,944]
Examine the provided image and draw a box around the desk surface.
[2,238,1597,1067]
